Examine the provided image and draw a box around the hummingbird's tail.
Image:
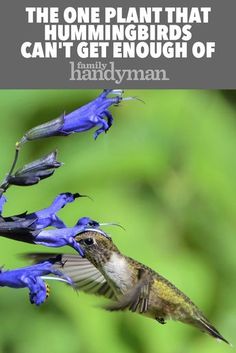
[194,317,230,345]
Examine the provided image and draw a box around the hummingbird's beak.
[99,222,126,231]
[84,228,111,239]
[73,193,94,201]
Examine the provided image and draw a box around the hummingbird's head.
[75,230,118,267]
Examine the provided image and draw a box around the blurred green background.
[0,90,235,353]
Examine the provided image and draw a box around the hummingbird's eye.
[84,238,94,246]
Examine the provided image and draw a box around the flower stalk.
[0,90,133,304]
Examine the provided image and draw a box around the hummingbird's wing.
[25,252,116,300]
[105,268,153,313]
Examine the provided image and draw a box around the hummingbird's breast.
[102,252,133,295]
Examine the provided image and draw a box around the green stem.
[0,142,21,197]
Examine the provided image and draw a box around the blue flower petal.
[0,195,7,215]
[0,260,73,306]
[26,192,78,230]
[27,276,47,305]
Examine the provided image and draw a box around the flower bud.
[8,151,62,186]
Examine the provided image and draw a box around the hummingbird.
[28,230,229,344]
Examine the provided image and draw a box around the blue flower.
[19,90,135,143]
[25,192,83,230]
[0,260,72,306]
[0,195,6,216]
[0,214,122,255]
[0,193,80,238]
[0,192,86,233]
[0,216,103,256]
[32,216,104,256]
